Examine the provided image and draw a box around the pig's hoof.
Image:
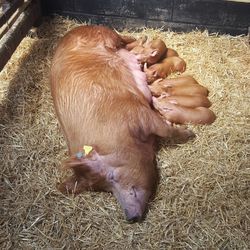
[182,128,196,140]
[171,127,196,144]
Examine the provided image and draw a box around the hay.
[0,16,249,249]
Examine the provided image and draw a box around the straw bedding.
[0,16,249,249]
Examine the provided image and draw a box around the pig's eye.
[107,171,117,182]
[129,186,137,197]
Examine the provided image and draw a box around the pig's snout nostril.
[127,215,141,223]
[125,209,142,223]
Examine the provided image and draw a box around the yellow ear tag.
[83,145,93,155]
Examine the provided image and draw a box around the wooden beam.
[0,0,33,40]
[0,0,41,71]
[0,0,24,27]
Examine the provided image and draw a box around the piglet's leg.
[150,102,195,143]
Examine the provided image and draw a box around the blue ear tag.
[76,151,85,159]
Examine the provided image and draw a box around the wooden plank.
[63,12,146,31]
[41,0,250,35]
[74,0,173,20]
[146,19,248,35]
[41,0,74,15]
[0,0,33,40]
[59,12,249,35]
[0,0,24,27]
[141,0,173,21]
[173,0,250,27]
[0,0,41,71]
[74,0,146,19]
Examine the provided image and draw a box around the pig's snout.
[111,181,149,223]
[125,207,143,223]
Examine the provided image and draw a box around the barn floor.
[0,17,249,249]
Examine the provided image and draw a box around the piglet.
[165,48,179,57]
[50,25,194,222]
[149,76,209,97]
[158,95,212,108]
[152,97,216,125]
[125,35,147,51]
[144,57,186,84]
[129,38,167,65]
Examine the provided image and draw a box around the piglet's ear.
[151,50,158,57]
[152,70,158,77]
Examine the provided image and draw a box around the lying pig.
[153,97,216,125]
[50,25,194,222]
[149,76,209,97]
[144,57,186,83]
[165,48,179,57]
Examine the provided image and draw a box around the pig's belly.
[117,49,152,102]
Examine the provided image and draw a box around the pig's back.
[50,31,149,155]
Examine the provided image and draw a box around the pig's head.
[131,46,159,65]
[59,147,157,222]
[144,63,161,84]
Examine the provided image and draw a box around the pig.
[149,77,209,97]
[144,57,186,84]
[155,95,212,108]
[129,38,167,65]
[152,97,216,125]
[50,25,194,222]
[125,35,147,51]
[165,48,179,57]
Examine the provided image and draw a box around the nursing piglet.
[152,97,216,125]
[144,57,186,83]
[129,38,167,65]
[149,76,209,97]
[50,25,194,222]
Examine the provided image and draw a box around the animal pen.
[0,0,249,249]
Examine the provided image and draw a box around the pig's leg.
[57,175,87,194]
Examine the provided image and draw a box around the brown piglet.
[144,57,186,84]
[149,76,209,97]
[153,97,216,125]
[129,38,167,65]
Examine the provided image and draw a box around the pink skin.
[118,49,152,102]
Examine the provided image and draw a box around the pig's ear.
[150,49,158,57]
[151,70,158,77]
